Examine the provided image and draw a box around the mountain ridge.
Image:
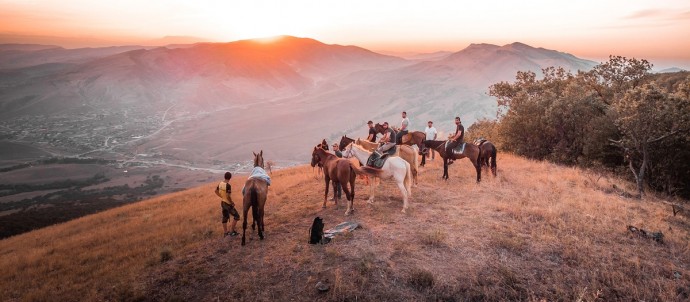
[0,36,596,164]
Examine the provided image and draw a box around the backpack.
[309,217,329,244]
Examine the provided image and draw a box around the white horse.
[342,143,412,213]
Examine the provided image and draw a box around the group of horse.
[240,128,497,246]
[310,123,498,215]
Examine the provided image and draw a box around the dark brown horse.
[313,139,329,179]
[311,144,357,215]
[424,140,481,182]
[338,135,356,152]
[242,150,270,246]
[476,140,497,176]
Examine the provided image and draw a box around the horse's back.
[244,178,268,199]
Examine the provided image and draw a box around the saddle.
[474,138,487,146]
[366,146,397,168]
[445,141,466,155]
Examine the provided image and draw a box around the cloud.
[624,9,690,21]
[624,9,664,19]
[674,10,690,20]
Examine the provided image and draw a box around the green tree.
[609,81,690,197]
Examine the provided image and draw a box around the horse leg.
[442,158,449,180]
[475,157,482,183]
[367,177,377,204]
[395,174,409,213]
[420,154,426,167]
[332,180,340,207]
[343,179,353,215]
[322,176,330,208]
[258,207,265,240]
[241,205,249,246]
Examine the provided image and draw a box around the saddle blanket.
[444,141,466,155]
[366,146,397,168]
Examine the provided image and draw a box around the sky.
[1,0,689,69]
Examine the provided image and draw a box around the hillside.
[1,153,688,301]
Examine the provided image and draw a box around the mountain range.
[0,36,597,167]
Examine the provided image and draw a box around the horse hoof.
[322,205,327,209]
[401,209,407,214]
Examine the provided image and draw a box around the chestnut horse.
[423,140,482,182]
[311,144,357,215]
[242,151,270,246]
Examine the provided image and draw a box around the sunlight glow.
[0,0,689,66]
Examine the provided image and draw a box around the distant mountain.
[0,45,150,69]
[0,36,595,165]
[327,42,597,132]
[657,67,687,73]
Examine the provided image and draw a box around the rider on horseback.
[446,116,464,165]
[375,122,396,156]
[395,111,409,144]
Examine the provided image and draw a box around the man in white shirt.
[395,111,410,144]
[424,120,438,160]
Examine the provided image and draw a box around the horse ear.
[253,151,256,157]
[259,150,263,156]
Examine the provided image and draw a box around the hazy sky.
[2,0,689,68]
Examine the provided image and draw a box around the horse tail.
[250,186,259,225]
[403,162,412,198]
[352,165,384,177]
[490,145,497,173]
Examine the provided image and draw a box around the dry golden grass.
[2,154,689,301]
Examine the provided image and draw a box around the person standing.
[424,120,438,160]
[446,116,464,165]
[214,172,240,237]
[366,120,378,142]
[395,111,410,144]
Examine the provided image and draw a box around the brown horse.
[242,151,270,246]
[475,140,497,176]
[424,140,482,182]
[401,131,428,153]
[313,139,329,179]
[311,144,357,215]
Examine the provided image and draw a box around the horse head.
[339,135,354,150]
[374,123,385,134]
[252,150,264,169]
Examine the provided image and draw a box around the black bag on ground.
[309,217,326,244]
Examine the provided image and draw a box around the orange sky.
[1,0,689,68]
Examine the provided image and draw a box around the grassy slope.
[1,154,689,301]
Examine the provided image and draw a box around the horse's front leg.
[323,176,330,208]
[442,159,449,180]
